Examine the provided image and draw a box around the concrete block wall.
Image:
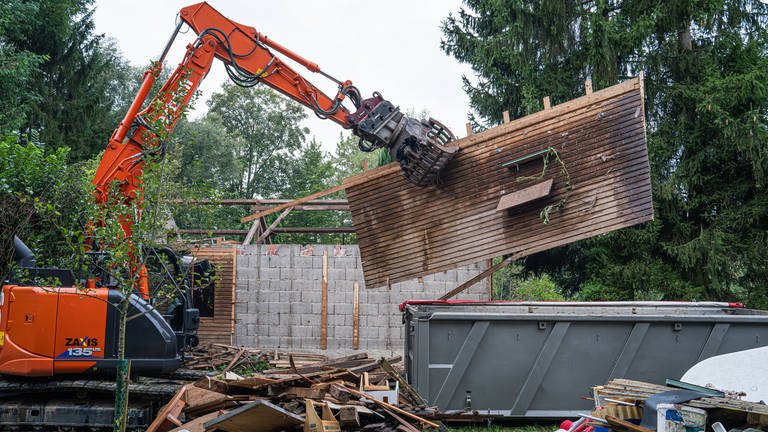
[234,244,488,355]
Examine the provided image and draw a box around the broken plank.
[496,179,553,211]
[203,400,305,432]
[334,385,440,429]
[168,410,226,432]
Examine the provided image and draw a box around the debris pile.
[566,378,768,432]
[184,343,329,372]
[149,352,438,432]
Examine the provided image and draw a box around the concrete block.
[268,302,290,314]
[269,279,291,292]
[238,268,258,282]
[313,245,327,256]
[260,290,278,303]
[295,257,314,268]
[269,255,291,268]
[333,257,358,270]
[279,290,299,303]
[333,303,353,316]
[369,314,389,328]
[294,278,320,290]
[234,302,247,316]
[312,256,323,268]
[311,303,322,314]
[344,268,363,281]
[270,323,289,337]
[430,271,453,282]
[335,326,352,339]
[259,336,278,348]
[259,267,280,280]
[302,268,320,280]
[280,267,301,280]
[328,268,345,281]
[300,290,321,303]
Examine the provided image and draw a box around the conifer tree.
[442,1,768,305]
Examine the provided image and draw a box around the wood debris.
[152,352,438,432]
[183,343,328,372]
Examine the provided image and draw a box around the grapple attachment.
[348,92,458,186]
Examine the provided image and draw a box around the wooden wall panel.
[344,77,652,288]
[192,247,236,345]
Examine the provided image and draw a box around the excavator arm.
[93,1,458,228]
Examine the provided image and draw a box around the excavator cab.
[0,237,202,376]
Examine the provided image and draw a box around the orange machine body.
[0,285,107,376]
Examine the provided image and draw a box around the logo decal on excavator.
[58,336,102,358]
[64,336,99,347]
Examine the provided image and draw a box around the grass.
[449,423,557,432]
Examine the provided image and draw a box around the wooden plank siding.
[192,247,236,345]
[343,77,652,288]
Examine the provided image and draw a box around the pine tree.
[442,0,768,305]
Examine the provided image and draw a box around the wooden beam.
[321,250,328,350]
[353,282,359,350]
[465,122,473,136]
[241,186,346,223]
[242,163,402,223]
[178,227,356,235]
[168,198,348,206]
[254,207,293,244]
[502,110,511,124]
[585,79,593,95]
[439,256,514,300]
[242,218,262,246]
[543,95,551,110]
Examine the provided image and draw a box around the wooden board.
[496,179,553,211]
[191,247,236,345]
[202,400,305,432]
[343,77,652,288]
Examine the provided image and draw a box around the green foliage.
[0,0,136,160]
[207,83,309,198]
[0,2,46,129]
[0,134,91,276]
[491,259,566,301]
[443,0,768,306]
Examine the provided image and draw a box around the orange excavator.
[0,2,457,428]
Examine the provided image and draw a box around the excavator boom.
[93,1,458,225]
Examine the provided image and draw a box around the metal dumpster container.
[402,301,768,418]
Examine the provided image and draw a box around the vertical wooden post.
[321,249,328,350]
[465,122,473,136]
[585,79,593,95]
[487,258,493,300]
[543,96,551,110]
[502,110,510,124]
[353,282,359,350]
[362,159,368,171]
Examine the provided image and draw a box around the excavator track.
[0,373,205,431]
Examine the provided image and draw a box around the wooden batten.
[343,77,652,288]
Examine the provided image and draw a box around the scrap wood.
[597,379,768,415]
[168,410,226,432]
[147,384,190,432]
[379,357,428,407]
[332,384,440,429]
[380,407,421,432]
[152,351,434,432]
[604,415,654,432]
[203,399,305,432]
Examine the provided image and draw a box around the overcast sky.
[93,1,475,153]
